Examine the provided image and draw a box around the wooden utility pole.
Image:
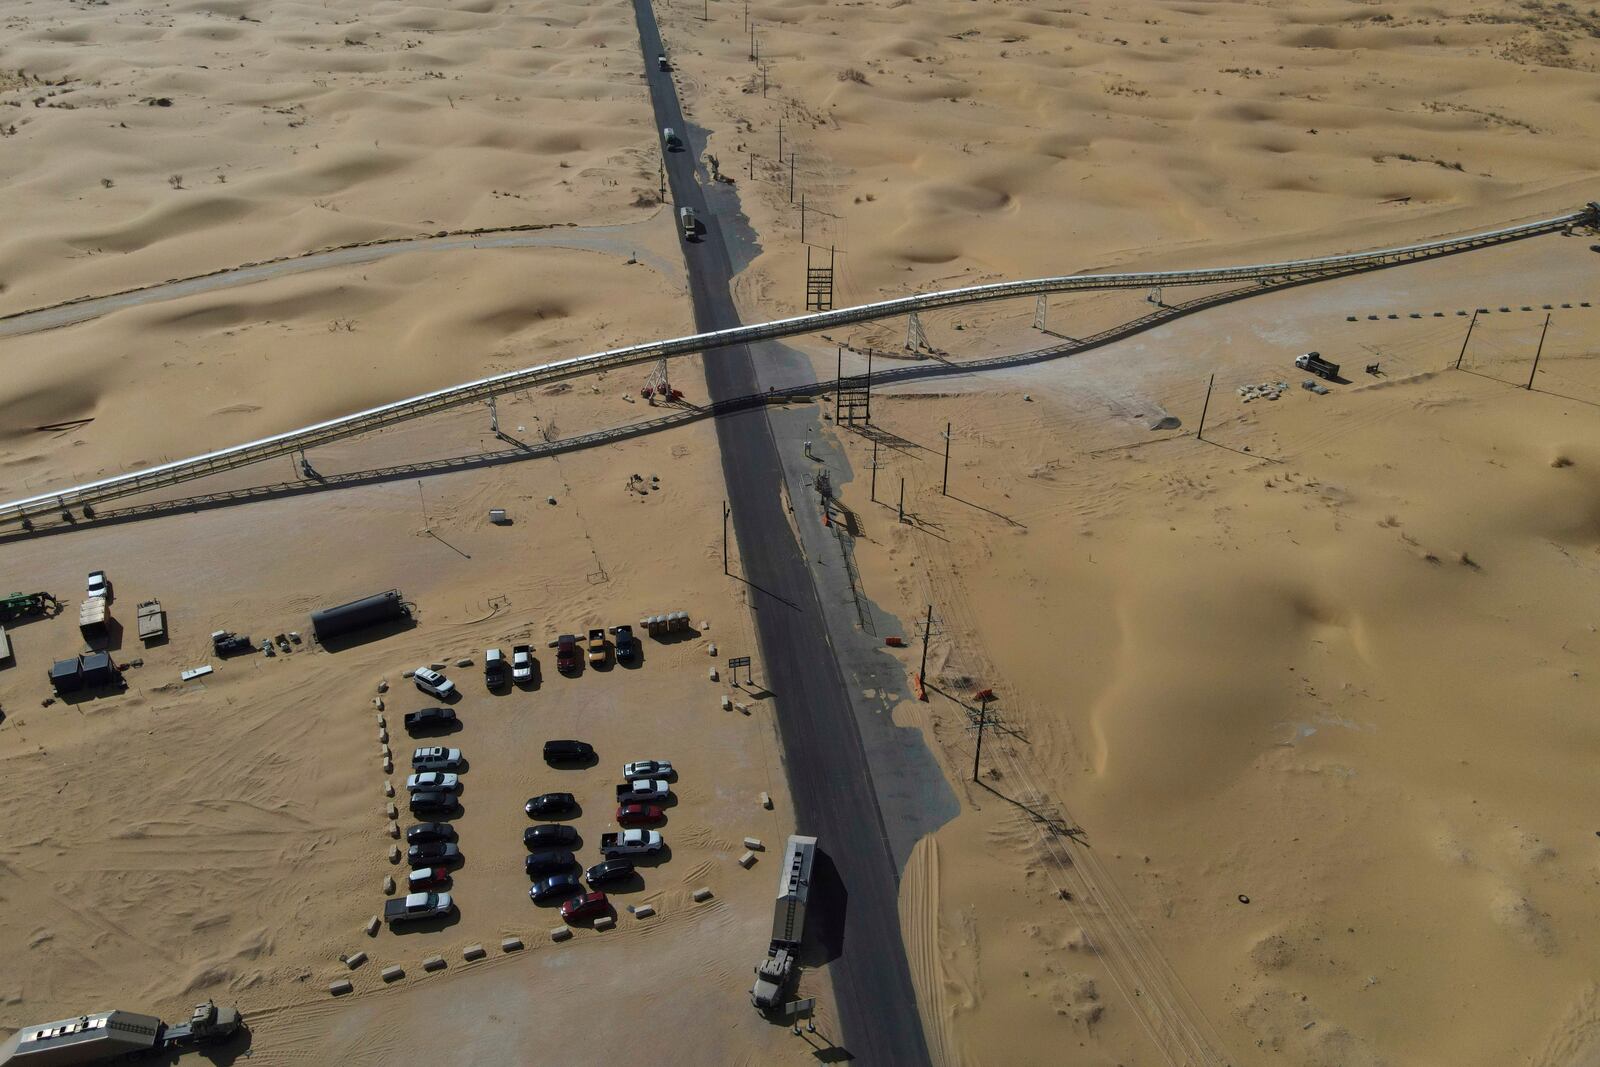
[722,500,730,574]
[972,691,991,782]
[918,604,933,681]
[870,438,879,502]
[788,152,795,202]
[1455,309,1478,370]
[898,477,905,523]
[800,194,806,243]
[941,421,951,495]
[1527,313,1551,389]
[1196,373,1215,441]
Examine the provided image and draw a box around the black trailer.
[310,589,409,643]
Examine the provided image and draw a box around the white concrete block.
[632,904,656,919]
[743,837,764,851]
[463,945,486,961]
[692,887,714,902]
[501,937,524,952]
[365,916,381,936]
[550,926,573,942]
[739,851,757,869]
[329,979,354,996]
[381,965,405,982]
[422,955,446,972]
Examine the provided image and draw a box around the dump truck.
[751,834,817,1012]
[1294,351,1339,381]
[0,591,56,623]
[135,600,165,643]
[598,828,663,859]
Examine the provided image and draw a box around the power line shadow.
[976,779,1087,844]
[944,493,1026,529]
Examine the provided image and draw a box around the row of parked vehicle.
[522,742,675,922]
[385,743,471,925]
[406,628,642,702]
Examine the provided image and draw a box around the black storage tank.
[311,589,408,642]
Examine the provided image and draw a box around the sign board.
[783,997,816,1019]
[727,656,752,669]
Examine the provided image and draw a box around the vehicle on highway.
[412,747,463,771]
[405,822,456,845]
[662,126,681,150]
[484,647,507,688]
[543,739,594,764]
[530,872,582,903]
[586,628,608,666]
[616,779,670,802]
[679,207,697,239]
[657,54,669,71]
[383,891,453,925]
[614,624,637,663]
[406,771,460,794]
[622,759,672,779]
[751,835,817,1011]
[407,841,460,868]
[524,823,579,849]
[525,848,576,876]
[412,666,456,700]
[524,792,577,818]
[404,707,457,734]
[616,802,664,827]
[409,790,456,815]
[585,859,635,887]
[86,570,109,600]
[408,866,451,890]
[599,828,663,859]
[561,891,610,923]
[555,635,580,674]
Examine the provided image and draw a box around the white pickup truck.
[615,778,670,802]
[383,891,453,925]
[599,829,664,858]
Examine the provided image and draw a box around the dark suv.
[543,740,595,764]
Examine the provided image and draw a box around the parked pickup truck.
[598,828,663,859]
[136,600,166,643]
[615,778,670,802]
[383,891,453,925]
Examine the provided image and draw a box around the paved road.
[629,3,934,1063]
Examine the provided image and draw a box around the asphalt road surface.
[629,3,934,1063]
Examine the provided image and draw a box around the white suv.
[413,667,456,700]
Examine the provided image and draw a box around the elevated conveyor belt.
[2,203,1592,527]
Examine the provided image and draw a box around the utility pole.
[761,64,767,97]
[918,604,933,682]
[1527,312,1551,390]
[658,159,665,204]
[800,193,806,243]
[777,114,783,165]
[941,421,951,495]
[1455,309,1479,371]
[788,152,795,202]
[703,0,708,20]
[749,151,755,180]
[743,0,748,29]
[1196,372,1215,441]
[864,346,873,424]
[898,477,905,523]
[871,438,879,503]
[972,691,992,783]
[722,500,730,574]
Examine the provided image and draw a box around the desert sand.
[3,0,1600,1062]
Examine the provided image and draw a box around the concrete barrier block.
[376,713,386,727]
[388,845,401,864]
[550,926,573,942]
[343,951,368,969]
[365,916,381,937]
[378,729,388,744]
[381,965,405,983]
[632,904,656,919]
[739,851,757,869]
[693,887,714,902]
[463,944,487,962]
[743,837,764,851]
[759,791,772,809]
[709,668,719,682]
[388,822,400,838]
[373,696,384,711]
[422,955,446,972]
[708,644,717,656]
[383,876,395,895]
[384,781,394,798]
[329,979,354,996]
[594,915,616,930]
[386,803,397,820]
[501,937,524,953]
[381,744,391,759]
[384,758,394,775]
[721,696,732,711]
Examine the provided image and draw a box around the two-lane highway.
[629,2,934,1063]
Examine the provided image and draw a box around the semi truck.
[0,1001,243,1066]
[750,834,817,1012]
